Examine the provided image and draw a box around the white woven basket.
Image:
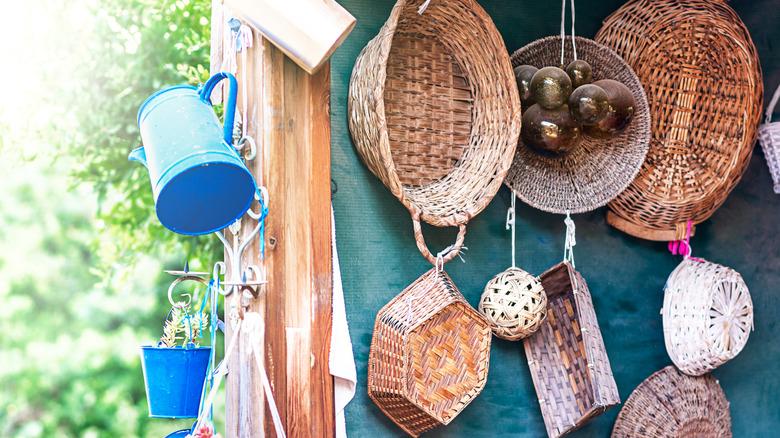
[759,84,780,194]
[662,258,754,376]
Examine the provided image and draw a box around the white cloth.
[329,208,357,438]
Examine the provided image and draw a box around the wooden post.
[213,18,335,438]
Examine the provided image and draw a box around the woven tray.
[662,258,753,376]
[348,0,520,264]
[612,366,731,437]
[506,36,650,214]
[596,0,763,241]
[368,268,492,436]
[524,262,619,438]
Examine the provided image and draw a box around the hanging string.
[506,194,517,268]
[563,211,576,268]
[418,0,431,14]
[560,0,578,65]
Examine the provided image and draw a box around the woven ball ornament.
[478,267,547,341]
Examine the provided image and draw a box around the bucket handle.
[199,72,238,146]
[412,212,467,267]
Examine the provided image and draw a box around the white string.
[506,194,517,268]
[418,0,431,14]
[238,24,252,138]
[245,313,286,438]
[571,0,578,61]
[563,211,576,268]
[560,0,578,65]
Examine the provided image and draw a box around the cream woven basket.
[662,258,754,376]
[759,84,780,194]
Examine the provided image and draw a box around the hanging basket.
[662,258,754,376]
[141,344,212,418]
[612,366,732,438]
[596,0,763,241]
[524,262,619,438]
[479,267,547,341]
[368,268,492,436]
[348,0,521,263]
[505,36,651,214]
[759,84,780,194]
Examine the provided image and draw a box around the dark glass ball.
[568,84,609,125]
[584,79,636,138]
[522,103,582,155]
[565,60,593,88]
[514,64,538,111]
[530,66,572,109]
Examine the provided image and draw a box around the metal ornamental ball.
[514,64,539,111]
[584,79,636,138]
[522,103,582,155]
[566,59,593,88]
[530,66,572,109]
[569,84,610,125]
[478,267,548,341]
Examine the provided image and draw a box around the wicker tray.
[348,0,520,264]
[524,262,619,438]
[612,366,731,437]
[506,36,650,214]
[596,0,763,241]
[368,268,492,436]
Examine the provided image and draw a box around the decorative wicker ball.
[478,267,547,341]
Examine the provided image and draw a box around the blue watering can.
[130,72,256,235]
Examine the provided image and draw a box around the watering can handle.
[199,72,238,146]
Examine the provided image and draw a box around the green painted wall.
[330,1,780,436]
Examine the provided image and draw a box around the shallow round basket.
[612,366,731,438]
[505,36,650,214]
[662,258,753,376]
[596,0,763,241]
[348,0,521,263]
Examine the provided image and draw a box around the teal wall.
[330,1,780,436]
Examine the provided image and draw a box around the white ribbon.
[563,211,576,267]
[506,194,517,268]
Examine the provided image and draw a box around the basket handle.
[765,83,780,124]
[412,212,467,267]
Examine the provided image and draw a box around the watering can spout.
[129,146,148,168]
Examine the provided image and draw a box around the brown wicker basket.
[596,0,763,241]
[524,262,620,438]
[348,0,521,264]
[612,366,731,438]
[506,36,651,214]
[368,268,492,436]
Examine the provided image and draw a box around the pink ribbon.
[667,220,702,261]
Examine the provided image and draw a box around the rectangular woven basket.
[523,262,619,438]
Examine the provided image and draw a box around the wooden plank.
[214,17,335,437]
[224,0,355,74]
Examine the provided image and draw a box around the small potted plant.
[141,275,211,419]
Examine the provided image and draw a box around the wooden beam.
[216,22,335,438]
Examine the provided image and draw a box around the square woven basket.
[524,262,619,438]
[367,268,492,436]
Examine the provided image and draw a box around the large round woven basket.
[596,0,763,241]
[348,0,520,263]
[662,258,753,376]
[506,36,650,214]
[612,366,731,438]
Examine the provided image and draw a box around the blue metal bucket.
[130,72,256,235]
[140,345,212,418]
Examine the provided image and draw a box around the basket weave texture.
[368,268,492,437]
[662,258,753,376]
[348,0,520,231]
[612,366,731,438]
[478,267,547,341]
[524,262,619,438]
[506,36,650,214]
[759,84,780,194]
[596,0,763,241]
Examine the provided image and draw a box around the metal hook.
[236,135,257,161]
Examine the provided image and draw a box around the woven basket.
[759,84,780,194]
[662,258,753,376]
[612,366,731,437]
[368,268,492,436]
[478,267,547,341]
[524,262,619,438]
[348,0,521,264]
[596,0,763,241]
[505,36,650,214]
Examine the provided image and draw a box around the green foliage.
[161,306,209,347]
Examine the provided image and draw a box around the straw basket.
[662,258,754,376]
[506,36,651,214]
[524,262,619,438]
[348,0,521,264]
[368,268,492,436]
[612,366,731,438]
[596,0,764,241]
[759,84,780,194]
